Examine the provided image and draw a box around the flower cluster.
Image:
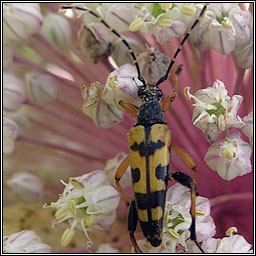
[62,3,252,68]
[44,170,120,247]
[185,80,253,181]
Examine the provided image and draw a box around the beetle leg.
[119,100,139,118]
[161,65,182,112]
[115,155,130,204]
[171,145,198,188]
[169,171,205,253]
[128,200,142,253]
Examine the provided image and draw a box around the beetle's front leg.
[119,101,139,118]
[115,155,130,204]
[128,200,142,253]
[161,65,182,112]
[169,171,205,253]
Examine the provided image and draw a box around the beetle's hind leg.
[169,171,205,253]
[128,200,142,253]
[171,145,198,188]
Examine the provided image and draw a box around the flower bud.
[41,14,71,49]
[25,72,59,105]
[3,3,43,43]
[8,111,31,134]
[7,172,44,202]
[81,82,123,128]
[3,114,19,154]
[3,230,51,253]
[3,73,26,112]
[204,131,252,180]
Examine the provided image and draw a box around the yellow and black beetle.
[62,4,208,253]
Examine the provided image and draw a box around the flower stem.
[32,33,91,83]
[210,192,253,207]
[17,134,104,162]
[13,53,81,91]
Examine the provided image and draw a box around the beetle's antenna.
[61,5,146,85]
[156,4,209,86]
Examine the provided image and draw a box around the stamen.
[221,21,233,30]
[225,227,238,236]
[61,228,75,247]
[168,228,180,239]
[69,178,84,190]
[69,200,77,216]
[160,3,172,11]
[129,18,144,32]
[159,18,173,27]
[221,142,237,160]
[55,207,69,221]
[196,209,206,216]
[181,4,196,16]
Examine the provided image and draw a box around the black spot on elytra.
[155,164,169,184]
[131,168,140,184]
[130,140,165,156]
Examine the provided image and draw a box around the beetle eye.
[156,88,163,98]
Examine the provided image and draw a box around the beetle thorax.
[136,85,164,126]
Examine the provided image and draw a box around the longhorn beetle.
[62,3,209,253]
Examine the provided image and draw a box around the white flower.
[7,172,44,202]
[81,82,123,128]
[185,80,245,143]
[3,72,26,112]
[129,3,199,44]
[104,152,132,188]
[190,3,251,55]
[3,230,51,253]
[3,3,43,42]
[96,243,119,253]
[45,170,120,247]
[102,63,142,110]
[162,183,216,252]
[204,131,252,180]
[241,112,253,147]
[3,114,19,155]
[25,72,59,105]
[41,13,71,49]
